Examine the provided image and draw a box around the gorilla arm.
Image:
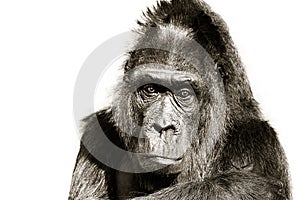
[69,113,112,200]
[132,172,283,200]
[69,145,109,200]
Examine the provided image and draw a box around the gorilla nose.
[153,123,176,135]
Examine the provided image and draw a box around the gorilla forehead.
[125,48,215,80]
[125,64,202,89]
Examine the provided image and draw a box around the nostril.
[153,123,176,134]
[162,125,176,132]
[153,123,163,133]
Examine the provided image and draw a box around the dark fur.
[69,0,291,199]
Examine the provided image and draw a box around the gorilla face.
[108,21,224,175]
[123,64,202,172]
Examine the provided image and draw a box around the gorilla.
[69,0,291,199]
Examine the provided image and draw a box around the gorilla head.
[109,25,226,175]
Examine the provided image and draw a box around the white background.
[0,0,299,199]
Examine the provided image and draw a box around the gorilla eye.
[142,84,159,96]
[177,88,192,99]
[145,85,156,93]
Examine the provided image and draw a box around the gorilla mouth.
[139,154,183,165]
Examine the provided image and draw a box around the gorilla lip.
[139,153,183,162]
